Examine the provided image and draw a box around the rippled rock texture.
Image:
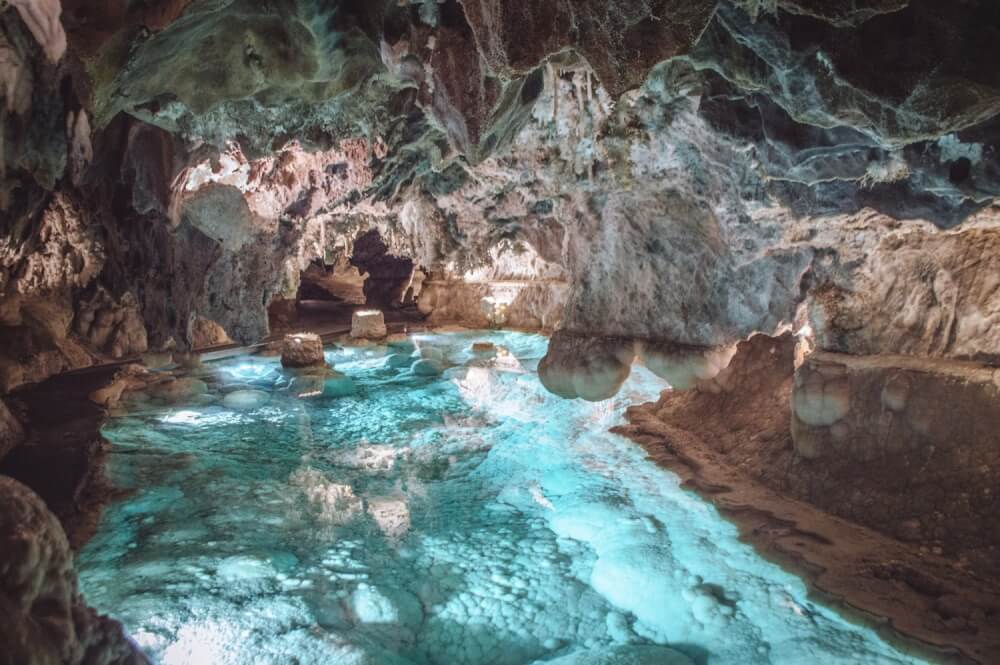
[0,476,147,665]
[1,0,999,390]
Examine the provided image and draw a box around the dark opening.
[350,229,417,309]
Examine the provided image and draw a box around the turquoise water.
[78,331,928,665]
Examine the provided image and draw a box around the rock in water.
[323,372,357,398]
[223,389,271,411]
[385,352,415,369]
[281,333,326,368]
[411,358,443,376]
[351,310,387,340]
[0,476,149,665]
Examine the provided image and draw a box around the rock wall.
[0,475,147,665]
[3,1,1000,393]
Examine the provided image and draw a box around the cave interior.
[1,1,1000,664]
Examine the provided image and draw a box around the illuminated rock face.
[1,0,999,397]
[280,333,326,368]
[350,310,387,340]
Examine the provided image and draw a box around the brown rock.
[0,476,148,665]
[280,333,327,368]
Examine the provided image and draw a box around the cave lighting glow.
[78,331,931,665]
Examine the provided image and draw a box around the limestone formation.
[538,334,636,402]
[350,310,387,340]
[0,476,147,665]
[280,333,326,368]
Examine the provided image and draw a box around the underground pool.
[77,331,930,665]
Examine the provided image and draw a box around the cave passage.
[76,331,927,665]
[270,229,425,337]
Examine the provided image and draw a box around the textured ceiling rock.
[0,476,149,665]
[809,214,1000,362]
[8,0,66,63]
[732,0,909,26]
[0,397,23,460]
[1,0,1000,397]
[692,2,1000,145]
[456,0,717,97]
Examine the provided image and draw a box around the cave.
[270,229,425,336]
[2,2,1000,664]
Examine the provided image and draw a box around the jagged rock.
[280,333,326,368]
[0,476,148,665]
[74,289,148,359]
[187,315,230,349]
[299,256,367,304]
[809,220,1000,362]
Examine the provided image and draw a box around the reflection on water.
[78,331,928,665]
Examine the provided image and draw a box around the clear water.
[78,331,928,665]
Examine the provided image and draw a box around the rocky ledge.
[618,334,1000,663]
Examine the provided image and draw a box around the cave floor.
[73,331,931,665]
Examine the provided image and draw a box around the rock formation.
[0,476,147,665]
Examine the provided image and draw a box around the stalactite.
[9,0,66,63]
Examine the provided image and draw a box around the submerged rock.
[385,352,415,369]
[323,372,357,398]
[411,358,444,376]
[540,645,693,665]
[280,333,326,369]
[223,389,271,411]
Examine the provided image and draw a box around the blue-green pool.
[78,331,929,665]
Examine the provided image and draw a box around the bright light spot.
[160,410,201,425]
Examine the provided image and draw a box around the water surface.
[79,331,928,665]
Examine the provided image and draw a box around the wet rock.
[472,342,495,354]
[148,377,208,403]
[280,333,326,369]
[410,358,443,377]
[223,389,271,411]
[0,476,148,665]
[350,310,388,340]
